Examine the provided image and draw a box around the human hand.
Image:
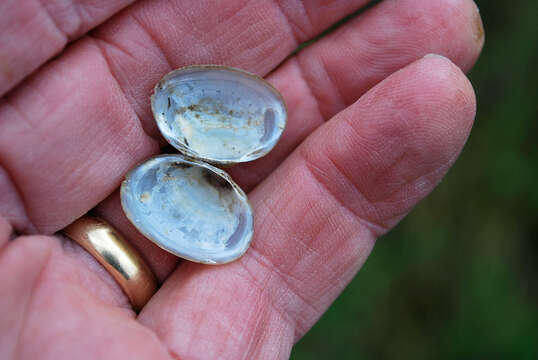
[0,0,484,358]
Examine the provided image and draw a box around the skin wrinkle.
[168,267,275,358]
[275,0,312,41]
[284,196,355,298]
[272,0,302,47]
[329,148,397,229]
[43,0,112,40]
[368,157,456,230]
[198,267,276,353]
[4,62,88,131]
[225,1,293,66]
[256,201,371,339]
[296,52,347,120]
[88,36,163,145]
[247,246,322,331]
[297,159,384,265]
[319,137,423,231]
[213,296,238,357]
[183,281,215,355]
[191,300,231,356]
[301,151,388,236]
[250,178,372,337]
[358,149,411,203]
[90,34,141,70]
[59,1,85,37]
[127,11,175,71]
[170,1,276,68]
[10,237,53,360]
[228,272,283,358]
[34,0,70,43]
[243,290,292,360]
[291,58,331,123]
[317,52,350,118]
[215,285,258,350]
[0,165,36,234]
[232,257,300,339]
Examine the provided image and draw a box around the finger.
[229,0,484,190]
[0,230,169,359]
[0,0,136,97]
[94,0,484,279]
[139,55,476,359]
[0,0,369,234]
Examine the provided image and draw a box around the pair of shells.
[121,66,286,264]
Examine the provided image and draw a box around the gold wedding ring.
[62,215,158,312]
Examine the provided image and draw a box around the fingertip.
[443,0,485,70]
[430,0,485,71]
[397,0,485,71]
[417,53,477,137]
[305,51,479,228]
[421,52,476,100]
[378,53,477,171]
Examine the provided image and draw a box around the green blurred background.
[291,0,538,358]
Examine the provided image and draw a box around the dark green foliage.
[292,0,538,358]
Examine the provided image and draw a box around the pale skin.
[0,0,484,358]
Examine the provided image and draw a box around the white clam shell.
[120,155,254,264]
[151,65,287,165]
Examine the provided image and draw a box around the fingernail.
[423,53,450,60]
[471,1,485,45]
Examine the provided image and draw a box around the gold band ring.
[62,215,158,312]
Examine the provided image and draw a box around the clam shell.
[151,65,287,165]
[120,155,254,264]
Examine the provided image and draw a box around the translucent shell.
[151,65,287,165]
[121,155,254,264]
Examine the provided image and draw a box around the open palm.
[0,0,484,358]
